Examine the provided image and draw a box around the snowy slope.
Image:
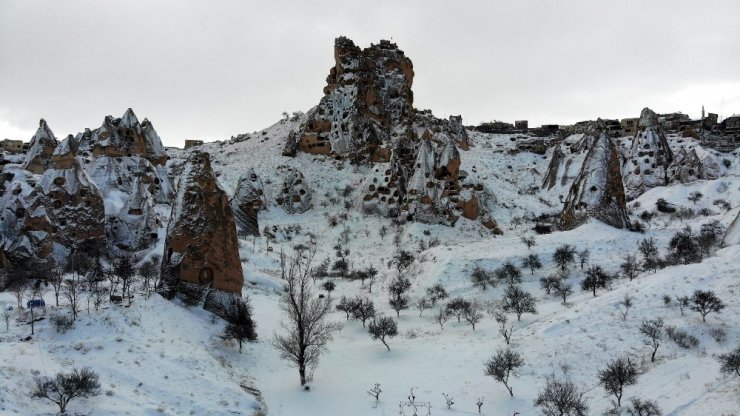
[2,115,739,415]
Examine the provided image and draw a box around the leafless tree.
[62,275,82,321]
[639,318,664,363]
[30,367,100,414]
[272,250,341,386]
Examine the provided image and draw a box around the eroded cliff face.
[560,125,629,230]
[23,119,58,174]
[162,152,243,295]
[37,135,106,255]
[622,107,673,200]
[230,168,266,237]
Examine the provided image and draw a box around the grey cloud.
[1,0,739,146]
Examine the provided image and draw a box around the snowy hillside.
[1,113,739,416]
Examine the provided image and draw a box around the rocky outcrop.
[276,168,312,214]
[91,108,167,166]
[542,144,565,190]
[721,210,740,248]
[230,168,266,237]
[0,170,54,263]
[107,177,160,252]
[295,37,415,162]
[412,110,471,151]
[23,119,58,174]
[37,135,106,255]
[622,108,673,200]
[86,155,171,204]
[560,125,630,230]
[667,148,704,184]
[282,130,299,157]
[162,152,243,295]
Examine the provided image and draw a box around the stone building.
[1,139,24,153]
[184,139,204,149]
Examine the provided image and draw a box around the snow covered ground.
[2,119,739,415]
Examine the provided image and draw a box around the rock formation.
[622,108,673,200]
[107,177,160,252]
[162,151,243,295]
[86,109,172,202]
[230,168,266,237]
[667,148,704,184]
[276,168,312,214]
[23,119,58,174]
[721,210,740,248]
[542,144,565,190]
[37,135,106,255]
[560,124,630,230]
[294,37,415,161]
[0,170,54,262]
[92,108,168,165]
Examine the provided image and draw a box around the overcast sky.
[2,0,740,147]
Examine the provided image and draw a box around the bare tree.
[534,376,589,416]
[578,248,590,270]
[639,318,664,363]
[554,282,573,306]
[502,285,537,321]
[690,290,725,323]
[368,316,398,351]
[30,367,100,414]
[522,254,543,275]
[3,306,11,332]
[617,295,634,320]
[462,304,484,330]
[434,308,450,329]
[521,236,536,250]
[484,349,524,397]
[272,251,341,386]
[620,254,641,281]
[718,346,740,377]
[598,356,639,408]
[494,310,513,344]
[48,266,65,307]
[626,398,662,416]
[61,275,82,321]
[415,297,431,317]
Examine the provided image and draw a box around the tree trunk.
[651,347,657,362]
[299,364,307,386]
[382,338,390,351]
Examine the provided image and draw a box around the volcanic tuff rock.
[295,37,415,161]
[722,210,740,248]
[667,148,704,184]
[162,151,243,295]
[37,135,106,256]
[85,109,173,203]
[91,108,167,165]
[0,170,53,262]
[23,119,58,174]
[107,177,160,252]
[559,124,630,230]
[622,107,673,200]
[276,168,312,214]
[230,168,266,237]
[542,144,565,190]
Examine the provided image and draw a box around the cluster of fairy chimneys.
[552,106,727,231]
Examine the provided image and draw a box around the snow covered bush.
[718,346,740,377]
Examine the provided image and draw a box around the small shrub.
[708,327,726,343]
[50,313,74,333]
[665,326,699,349]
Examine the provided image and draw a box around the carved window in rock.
[199,267,214,285]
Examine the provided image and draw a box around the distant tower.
[702,105,705,119]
